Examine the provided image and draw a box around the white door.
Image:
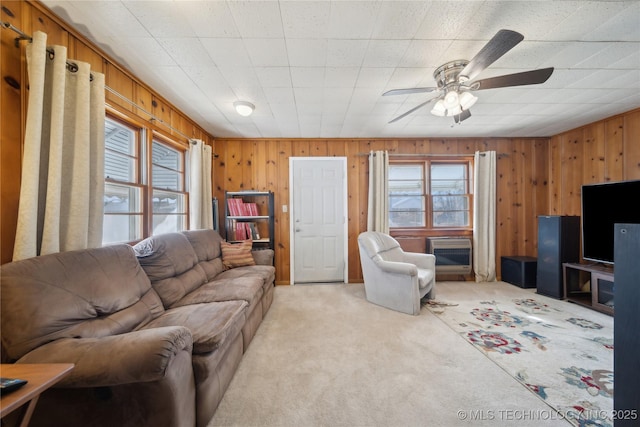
[290,157,347,284]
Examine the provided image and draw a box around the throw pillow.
[221,240,255,269]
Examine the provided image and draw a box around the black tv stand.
[563,262,614,315]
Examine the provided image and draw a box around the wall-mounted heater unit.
[427,238,472,275]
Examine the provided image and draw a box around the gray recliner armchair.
[357,231,436,315]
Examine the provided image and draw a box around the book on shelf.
[233,221,240,240]
[227,198,236,216]
[226,218,236,239]
[246,202,259,216]
[247,222,260,240]
[237,222,251,241]
[227,221,261,241]
[228,198,261,217]
[227,198,242,216]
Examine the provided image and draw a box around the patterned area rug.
[426,291,613,427]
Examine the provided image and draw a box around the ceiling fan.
[383,29,554,124]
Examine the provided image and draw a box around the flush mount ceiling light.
[234,101,254,117]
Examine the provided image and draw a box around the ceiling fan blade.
[472,67,554,90]
[453,109,472,124]
[460,29,524,81]
[388,99,435,124]
[383,87,437,96]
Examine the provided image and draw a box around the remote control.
[0,377,28,394]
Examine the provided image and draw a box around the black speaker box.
[536,216,580,299]
[501,256,537,288]
[614,223,640,424]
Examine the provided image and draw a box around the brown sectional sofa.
[0,229,274,427]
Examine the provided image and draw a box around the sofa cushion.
[251,249,274,266]
[380,246,405,263]
[216,265,276,291]
[182,229,223,261]
[359,231,401,256]
[0,245,164,360]
[182,229,226,281]
[143,301,247,354]
[221,240,255,269]
[134,233,208,308]
[417,268,435,289]
[196,256,226,282]
[173,276,264,308]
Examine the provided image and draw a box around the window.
[103,117,143,244]
[103,115,187,245]
[431,163,470,227]
[389,164,425,227]
[389,159,472,229]
[151,138,187,235]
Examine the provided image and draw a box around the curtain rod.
[1,21,31,45]
[357,153,477,157]
[359,152,508,158]
[3,21,93,81]
[105,87,192,142]
[3,20,194,143]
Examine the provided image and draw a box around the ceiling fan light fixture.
[459,92,478,110]
[443,91,459,109]
[384,30,554,125]
[448,105,462,116]
[431,99,446,117]
[234,101,255,117]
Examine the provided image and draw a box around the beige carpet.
[209,282,574,427]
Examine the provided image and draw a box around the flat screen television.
[581,180,640,264]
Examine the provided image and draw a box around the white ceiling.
[42,1,640,139]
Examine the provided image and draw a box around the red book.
[247,203,259,216]
[239,200,249,216]
[229,198,241,216]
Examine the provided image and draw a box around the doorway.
[289,157,348,284]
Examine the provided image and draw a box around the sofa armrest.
[16,326,193,388]
[252,249,274,265]
[402,252,436,270]
[373,256,418,276]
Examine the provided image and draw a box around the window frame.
[103,114,147,244]
[388,156,474,231]
[388,163,426,228]
[149,132,188,237]
[103,108,189,245]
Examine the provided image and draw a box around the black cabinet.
[536,216,580,299]
[614,223,640,422]
[501,256,537,288]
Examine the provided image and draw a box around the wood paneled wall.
[2,2,639,286]
[213,137,552,284]
[549,111,640,216]
[214,108,639,284]
[0,0,214,264]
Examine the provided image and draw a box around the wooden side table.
[1,363,74,427]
